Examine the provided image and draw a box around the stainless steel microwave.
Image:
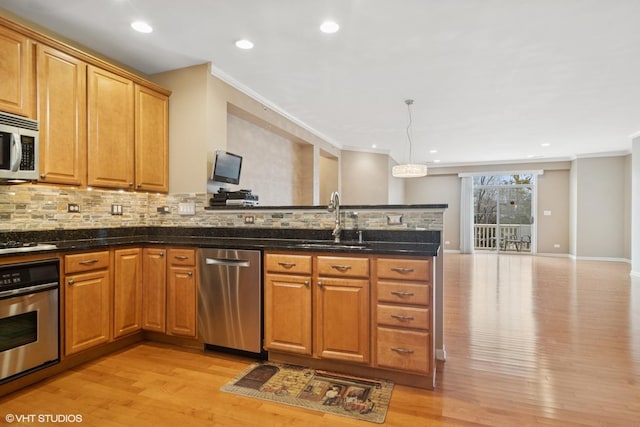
[0,111,39,181]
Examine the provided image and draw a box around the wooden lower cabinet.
[264,273,312,354]
[166,249,197,338]
[142,247,167,332]
[64,251,111,355]
[264,252,370,363]
[113,248,142,338]
[373,256,434,380]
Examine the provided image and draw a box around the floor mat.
[221,361,394,423]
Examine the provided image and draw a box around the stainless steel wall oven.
[0,258,60,383]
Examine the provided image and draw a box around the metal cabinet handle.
[175,255,189,260]
[79,259,99,265]
[391,291,415,297]
[159,252,165,257]
[278,262,296,268]
[68,279,75,285]
[188,271,193,277]
[317,280,323,288]
[391,314,415,321]
[137,184,142,188]
[40,173,46,179]
[391,267,414,273]
[303,280,309,287]
[391,347,414,354]
[331,264,352,272]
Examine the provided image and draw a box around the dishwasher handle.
[205,257,251,268]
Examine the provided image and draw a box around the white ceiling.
[3,0,640,166]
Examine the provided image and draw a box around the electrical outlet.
[67,203,79,213]
[111,204,123,215]
[157,206,170,213]
[244,215,255,224]
[554,243,560,248]
[386,214,403,225]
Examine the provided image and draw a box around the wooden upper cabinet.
[87,65,134,189]
[0,25,34,117]
[135,85,169,192]
[37,44,87,185]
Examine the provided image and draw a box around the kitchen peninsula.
[0,197,446,395]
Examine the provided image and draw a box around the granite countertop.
[0,227,441,258]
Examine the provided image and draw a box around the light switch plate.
[178,202,196,215]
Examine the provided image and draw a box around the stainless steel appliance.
[0,111,39,182]
[198,249,263,355]
[0,258,60,383]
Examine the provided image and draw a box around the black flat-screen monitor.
[211,151,242,185]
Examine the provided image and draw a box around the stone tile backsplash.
[0,185,444,232]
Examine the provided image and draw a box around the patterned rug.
[221,362,394,423]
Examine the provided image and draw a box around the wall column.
[632,136,640,276]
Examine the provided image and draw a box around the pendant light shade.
[392,99,427,178]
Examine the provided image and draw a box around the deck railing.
[474,224,531,252]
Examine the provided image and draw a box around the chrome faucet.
[328,191,341,243]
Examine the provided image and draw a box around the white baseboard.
[630,271,640,278]
[435,347,447,362]
[536,252,571,258]
[572,256,630,263]
[443,249,460,254]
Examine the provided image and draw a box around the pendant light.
[392,99,428,178]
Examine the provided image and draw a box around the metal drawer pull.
[391,347,414,354]
[303,280,310,287]
[331,264,352,271]
[79,259,99,265]
[174,255,189,260]
[278,262,297,268]
[391,314,415,321]
[68,279,75,285]
[391,267,414,273]
[391,291,415,297]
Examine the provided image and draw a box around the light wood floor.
[2,253,639,426]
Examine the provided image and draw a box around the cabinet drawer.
[376,327,429,374]
[169,249,195,266]
[377,281,430,306]
[377,304,430,330]
[376,258,431,282]
[265,253,312,274]
[65,251,110,273]
[317,256,369,278]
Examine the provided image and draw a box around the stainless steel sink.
[295,242,367,250]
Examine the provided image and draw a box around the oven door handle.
[0,282,58,300]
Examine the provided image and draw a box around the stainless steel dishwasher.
[198,249,263,355]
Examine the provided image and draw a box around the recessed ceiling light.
[429,149,438,154]
[320,20,340,34]
[372,144,377,149]
[541,143,551,147]
[131,21,153,33]
[433,159,441,163]
[235,39,254,49]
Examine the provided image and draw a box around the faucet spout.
[328,191,341,243]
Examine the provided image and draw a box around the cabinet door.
[142,247,167,332]
[167,265,197,337]
[316,277,370,363]
[37,44,87,185]
[87,65,134,189]
[0,26,33,117]
[264,273,312,355]
[135,85,168,192]
[113,248,142,338]
[65,269,111,355]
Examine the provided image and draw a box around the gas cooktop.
[0,241,58,255]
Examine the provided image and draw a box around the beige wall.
[319,154,339,205]
[227,113,311,205]
[537,170,571,254]
[152,63,340,196]
[571,156,628,260]
[405,174,460,251]
[341,151,391,205]
[152,64,211,194]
